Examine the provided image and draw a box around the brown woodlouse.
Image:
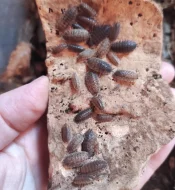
[57,7,78,31]
[107,51,120,66]
[78,3,97,18]
[111,40,137,53]
[77,49,96,62]
[78,16,97,28]
[67,134,84,153]
[48,43,67,54]
[90,96,104,111]
[79,160,108,174]
[72,23,84,29]
[87,25,111,46]
[95,38,111,58]
[74,108,93,123]
[113,70,138,82]
[95,114,114,122]
[72,174,93,186]
[71,73,80,92]
[63,29,89,43]
[61,124,72,143]
[62,151,90,168]
[68,44,85,53]
[87,58,112,75]
[109,22,120,41]
[85,72,100,95]
[82,129,98,157]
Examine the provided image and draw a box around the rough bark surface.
[35,0,175,189]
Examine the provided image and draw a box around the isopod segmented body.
[77,49,96,62]
[72,174,93,186]
[90,96,104,111]
[111,40,137,53]
[48,43,67,54]
[71,73,81,92]
[87,58,112,75]
[95,114,113,122]
[107,51,120,66]
[79,160,108,174]
[62,151,90,168]
[72,23,84,29]
[63,29,89,42]
[57,7,78,31]
[113,70,138,82]
[68,44,85,53]
[61,124,72,143]
[67,134,84,153]
[85,72,100,95]
[109,22,120,41]
[78,16,97,28]
[95,38,111,58]
[78,3,97,18]
[74,108,93,123]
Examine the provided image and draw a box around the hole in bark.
[146,68,149,72]
[130,22,133,26]
[49,8,53,13]
[61,8,66,14]
[105,132,109,135]
[153,33,157,37]
[129,1,133,5]
[138,13,142,17]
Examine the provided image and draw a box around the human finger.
[160,61,175,83]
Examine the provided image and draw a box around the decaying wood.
[35,0,175,189]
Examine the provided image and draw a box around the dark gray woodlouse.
[72,175,93,186]
[74,108,93,123]
[109,22,120,41]
[79,160,108,174]
[48,43,67,54]
[71,73,80,92]
[57,7,78,31]
[87,58,112,75]
[78,16,97,28]
[78,3,97,18]
[72,23,84,29]
[62,151,90,168]
[63,29,89,42]
[85,72,100,95]
[67,134,84,153]
[90,96,104,111]
[113,70,138,82]
[95,38,111,58]
[107,51,120,66]
[95,114,114,122]
[68,44,85,52]
[61,124,72,143]
[77,49,96,62]
[82,129,98,157]
[111,40,137,53]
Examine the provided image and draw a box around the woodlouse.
[67,134,84,153]
[78,16,97,28]
[113,70,138,82]
[62,151,90,168]
[107,51,120,66]
[78,3,97,18]
[72,23,84,29]
[48,43,67,54]
[95,114,114,122]
[63,29,89,42]
[74,108,93,123]
[111,40,137,53]
[61,124,72,143]
[68,44,85,52]
[87,25,111,46]
[71,73,81,92]
[109,22,120,41]
[77,48,96,62]
[90,96,104,111]
[79,160,108,174]
[57,7,78,31]
[85,72,100,95]
[87,58,112,75]
[72,174,93,186]
[95,38,111,58]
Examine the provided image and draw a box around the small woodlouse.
[72,174,93,186]
[77,49,96,62]
[85,72,100,95]
[71,73,80,92]
[61,124,72,143]
[79,160,108,174]
[72,23,84,29]
[78,16,97,28]
[109,22,120,41]
[68,44,85,53]
[87,25,111,46]
[90,96,104,111]
[107,51,120,66]
[78,3,97,18]
[111,40,137,53]
[48,43,67,54]
[95,38,111,58]
[74,108,93,123]
[57,7,78,31]
[113,70,138,82]
[87,57,112,75]
[63,29,89,42]
[95,114,114,122]
[67,134,84,153]
[62,151,90,168]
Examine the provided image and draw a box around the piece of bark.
[35,0,175,189]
